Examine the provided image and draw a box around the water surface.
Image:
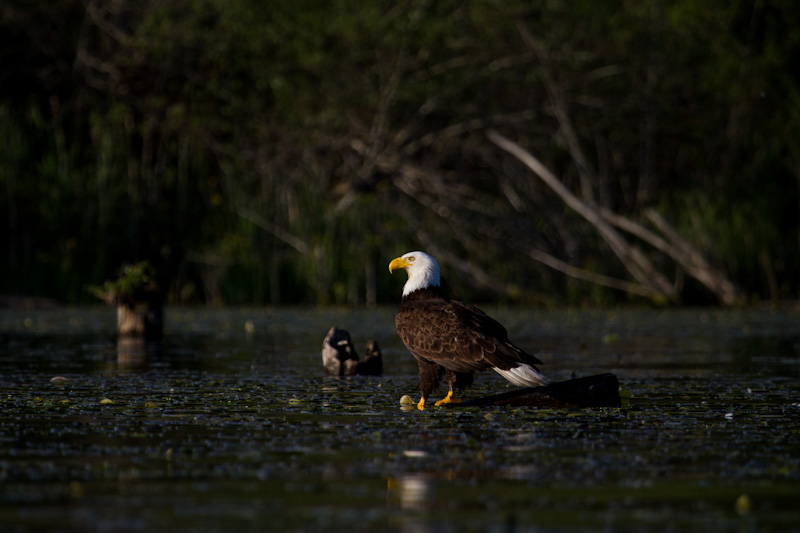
[1,307,799,532]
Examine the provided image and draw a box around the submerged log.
[322,327,383,376]
[452,373,621,408]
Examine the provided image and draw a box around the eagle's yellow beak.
[388,256,410,274]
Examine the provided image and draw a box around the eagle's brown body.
[390,250,547,409]
[395,286,544,402]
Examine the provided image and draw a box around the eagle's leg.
[416,359,444,410]
[434,369,470,406]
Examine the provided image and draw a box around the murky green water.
[1,307,799,532]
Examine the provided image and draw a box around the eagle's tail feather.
[493,364,548,387]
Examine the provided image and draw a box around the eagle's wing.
[396,297,542,373]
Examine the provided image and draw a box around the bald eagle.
[389,251,548,409]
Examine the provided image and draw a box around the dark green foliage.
[0,0,798,305]
[88,261,158,305]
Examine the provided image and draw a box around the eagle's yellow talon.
[417,397,426,410]
[434,390,462,406]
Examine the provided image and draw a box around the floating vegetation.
[0,307,799,531]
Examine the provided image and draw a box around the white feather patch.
[401,252,441,296]
[493,364,549,387]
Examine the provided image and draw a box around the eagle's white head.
[388,251,440,296]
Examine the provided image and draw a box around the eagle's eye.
[408,256,415,262]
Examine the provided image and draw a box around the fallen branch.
[602,207,743,305]
[489,130,742,306]
[643,209,742,305]
[238,208,309,253]
[527,248,658,298]
[488,130,677,303]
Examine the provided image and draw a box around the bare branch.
[600,207,672,253]
[415,232,552,304]
[488,129,677,302]
[527,248,658,298]
[238,208,309,254]
[643,208,743,305]
[517,21,596,203]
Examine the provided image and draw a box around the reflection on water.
[116,337,162,368]
[0,306,799,532]
[388,475,433,511]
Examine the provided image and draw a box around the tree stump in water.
[451,373,621,408]
[117,293,163,340]
[90,261,163,340]
[322,327,383,376]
